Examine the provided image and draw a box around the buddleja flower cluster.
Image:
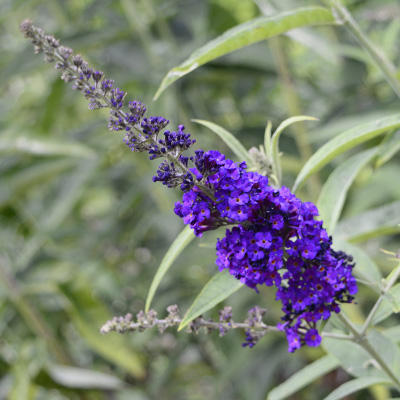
[21,20,357,352]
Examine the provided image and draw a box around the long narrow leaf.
[271,116,318,183]
[375,129,400,168]
[293,114,400,192]
[333,238,382,284]
[371,284,400,325]
[0,136,96,158]
[59,281,145,378]
[154,7,336,99]
[267,355,340,400]
[323,377,391,400]
[335,201,400,243]
[192,119,254,167]
[178,270,243,331]
[47,365,125,389]
[145,225,194,312]
[317,148,377,234]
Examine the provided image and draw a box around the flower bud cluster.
[100,305,276,346]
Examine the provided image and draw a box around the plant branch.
[331,0,400,99]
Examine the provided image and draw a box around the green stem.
[331,0,400,99]
[360,261,400,336]
[268,37,321,199]
[321,332,353,340]
[337,312,400,390]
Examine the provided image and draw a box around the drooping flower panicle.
[20,20,357,351]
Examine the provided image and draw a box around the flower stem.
[360,261,400,336]
[337,312,400,389]
[331,0,400,99]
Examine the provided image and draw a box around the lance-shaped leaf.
[375,129,400,168]
[145,225,194,312]
[293,114,400,192]
[317,148,377,234]
[334,201,400,243]
[192,119,254,167]
[154,7,336,99]
[178,270,243,331]
[0,136,96,158]
[59,281,145,378]
[45,364,125,390]
[323,377,391,400]
[267,355,340,400]
[371,284,400,325]
[271,116,318,184]
[332,238,382,284]
[323,329,400,381]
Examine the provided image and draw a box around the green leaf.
[323,337,388,379]
[0,159,76,209]
[293,114,400,192]
[323,377,391,400]
[9,363,30,400]
[46,364,125,389]
[367,329,400,377]
[58,280,145,378]
[335,201,400,243]
[271,116,318,184]
[333,238,382,284]
[371,284,400,325]
[323,329,400,380]
[267,355,339,400]
[145,225,195,313]
[154,7,336,99]
[383,325,400,343]
[375,129,400,168]
[15,161,98,272]
[178,270,243,331]
[0,136,96,158]
[317,148,377,234]
[191,119,254,167]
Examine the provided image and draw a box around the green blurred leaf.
[0,159,76,209]
[323,377,391,400]
[267,355,340,400]
[293,114,400,192]
[375,129,400,168]
[317,148,377,234]
[367,329,400,377]
[46,364,125,389]
[333,238,382,284]
[154,7,336,99]
[383,325,400,343]
[9,363,30,400]
[335,201,400,243]
[15,161,97,271]
[145,225,195,313]
[323,329,399,380]
[371,284,400,325]
[0,136,96,158]
[58,281,145,379]
[178,270,243,331]
[192,119,254,167]
[323,337,385,379]
[271,116,318,184]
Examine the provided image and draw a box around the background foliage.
[1,0,400,399]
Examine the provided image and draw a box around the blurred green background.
[1,0,400,399]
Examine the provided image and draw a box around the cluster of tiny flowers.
[174,150,357,350]
[21,21,357,352]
